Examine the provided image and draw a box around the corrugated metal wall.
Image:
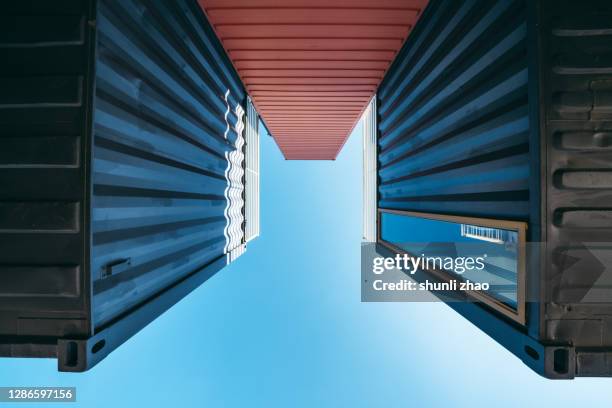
[245,97,260,242]
[92,0,247,327]
[0,0,95,342]
[362,98,377,242]
[541,0,612,349]
[377,0,531,221]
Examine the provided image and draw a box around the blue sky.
[1,123,611,407]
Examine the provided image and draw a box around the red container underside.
[199,0,428,160]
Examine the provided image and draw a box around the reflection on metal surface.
[378,209,527,324]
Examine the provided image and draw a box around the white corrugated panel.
[223,91,246,261]
[363,97,377,242]
[245,97,260,241]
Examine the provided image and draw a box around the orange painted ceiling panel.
[199,0,428,160]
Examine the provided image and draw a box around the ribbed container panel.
[377,0,531,221]
[542,0,612,351]
[0,0,95,342]
[92,0,246,327]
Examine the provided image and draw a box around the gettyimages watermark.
[372,252,487,275]
[361,242,612,304]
